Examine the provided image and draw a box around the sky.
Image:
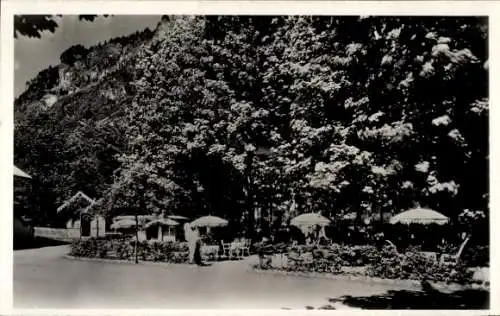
[14,15,162,97]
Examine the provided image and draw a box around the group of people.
[183,223,203,265]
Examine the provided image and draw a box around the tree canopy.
[14,16,488,237]
[14,15,109,38]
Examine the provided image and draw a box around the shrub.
[339,245,379,266]
[60,44,89,66]
[70,238,100,257]
[115,239,133,259]
[266,243,476,284]
[96,239,110,258]
[365,245,404,279]
[69,238,190,263]
[437,243,489,267]
[461,245,489,267]
[311,249,344,273]
[366,247,475,284]
[257,243,381,272]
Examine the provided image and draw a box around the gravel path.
[14,245,419,309]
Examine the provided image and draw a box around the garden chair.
[212,245,221,261]
[240,239,251,257]
[221,241,234,260]
[439,236,470,266]
[231,240,244,259]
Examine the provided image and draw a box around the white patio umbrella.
[190,215,228,234]
[290,212,331,227]
[167,215,189,220]
[291,213,331,244]
[14,165,31,179]
[389,207,449,225]
[144,218,179,228]
[111,218,138,230]
[190,215,228,228]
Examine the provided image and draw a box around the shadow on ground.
[14,237,69,251]
[323,281,489,309]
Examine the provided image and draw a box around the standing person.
[191,226,203,265]
[184,223,196,264]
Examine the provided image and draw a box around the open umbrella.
[190,215,228,228]
[167,215,189,221]
[290,213,331,227]
[144,218,179,228]
[111,218,138,230]
[389,207,449,225]
[14,165,31,179]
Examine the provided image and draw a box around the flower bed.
[437,244,489,267]
[365,245,475,284]
[70,237,190,263]
[254,243,485,286]
[255,243,380,267]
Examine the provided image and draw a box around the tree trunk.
[244,152,255,240]
[247,181,254,240]
[268,198,273,237]
[379,205,384,226]
[354,207,361,230]
[134,213,139,264]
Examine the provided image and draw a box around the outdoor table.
[201,245,220,261]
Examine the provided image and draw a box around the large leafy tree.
[15,15,488,241]
[14,15,108,38]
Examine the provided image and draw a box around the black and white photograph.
[6,3,494,311]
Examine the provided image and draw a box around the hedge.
[365,245,474,284]
[71,238,486,285]
[70,237,190,263]
[254,243,483,285]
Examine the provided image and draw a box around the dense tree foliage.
[15,16,488,240]
[14,15,109,38]
[60,44,89,66]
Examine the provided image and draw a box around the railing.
[34,227,80,241]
